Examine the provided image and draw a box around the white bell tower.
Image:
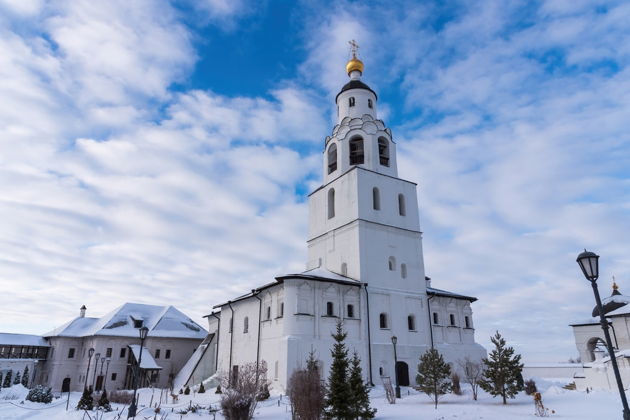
[307,45,427,297]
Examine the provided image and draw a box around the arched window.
[328,189,335,219]
[243,317,249,333]
[378,137,389,167]
[401,263,407,278]
[349,97,355,107]
[408,315,416,331]
[368,98,373,109]
[379,313,388,329]
[326,301,334,316]
[349,137,364,165]
[341,263,348,276]
[266,306,271,320]
[398,194,406,216]
[327,143,337,174]
[388,256,396,271]
[347,304,354,318]
[372,187,380,210]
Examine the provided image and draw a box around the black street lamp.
[103,357,111,392]
[391,336,401,399]
[91,352,100,392]
[577,250,630,420]
[128,326,149,419]
[84,348,95,391]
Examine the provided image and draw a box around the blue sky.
[0,0,629,363]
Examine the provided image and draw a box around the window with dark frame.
[111,373,117,381]
[279,302,284,317]
[378,137,389,166]
[349,97,355,107]
[433,312,439,324]
[326,301,334,316]
[368,98,373,108]
[68,348,75,359]
[328,188,335,219]
[266,306,271,320]
[379,313,388,329]
[349,138,364,165]
[120,348,126,358]
[155,349,160,359]
[347,304,354,318]
[372,187,380,210]
[327,143,337,174]
[465,316,470,328]
[244,316,249,333]
[398,194,406,216]
[450,314,456,326]
[165,349,171,359]
[408,315,415,331]
[106,348,112,358]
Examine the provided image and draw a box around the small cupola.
[592,280,630,317]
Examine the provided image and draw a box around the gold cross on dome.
[349,40,359,58]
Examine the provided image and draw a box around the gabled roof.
[44,303,207,339]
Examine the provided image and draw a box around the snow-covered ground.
[0,379,624,419]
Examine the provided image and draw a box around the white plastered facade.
[192,64,486,391]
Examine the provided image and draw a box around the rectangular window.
[155,349,160,359]
[347,304,354,318]
[106,347,112,358]
[68,348,75,359]
[111,373,117,381]
[326,302,334,316]
[450,314,456,326]
[432,312,439,325]
[279,302,284,317]
[120,348,126,358]
[465,316,470,328]
[165,349,171,359]
[349,138,364,165]
[266,306,271,320]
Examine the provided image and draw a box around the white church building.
[177,52,486,391]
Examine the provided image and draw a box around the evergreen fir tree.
[306,350,319,373]
[478,331,525,404]
[348,352,376,420]
[2,370,12,388]
[96,390,112,411]
[76,387,94,410]
[416,348,452,409]
[13,371,21,385]
[198,382,206,393]
[184,385,190,395]
[0,372,3,389]
[21,366,29,388]
[324,321,352,419]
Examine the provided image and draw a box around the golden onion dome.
[346,57,364,75]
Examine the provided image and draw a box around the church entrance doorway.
[396,361,409,386]
[95,375,104,391]
[61,378,71,393]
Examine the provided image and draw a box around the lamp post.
[91,352,100,392]
[128,326,149,419]
[98,357,106,391]
[391,336,401,398]
[103,357,111,392]
[84,348,95,391]
[577,250,630,420]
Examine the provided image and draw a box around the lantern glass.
[88,348,95,357]
[577,250,599,281]
[391,336,397,345]
[139,326,149,340]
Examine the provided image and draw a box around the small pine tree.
[96,390,112,411]
[76,388,94,410]
[26,385,53,403]
[198,382,206,393]
[179,388,183,394]
[478,331,525,404]
[22,366,29,388]
[257,383,270,401]
[215,384,222,394]
[416,348,452,409]
[323,321,352,420]
[184,385,190,395]
[13,371,21,385]
[451,373,462,395]
[348,352,376,420]
[3,370,12,388]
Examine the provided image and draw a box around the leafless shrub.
[288,366,325,420]
[219,361,269,420]
[458,357,483,401]
[451,373,462,395]
[108,390,134,404]
[525,379,538,395]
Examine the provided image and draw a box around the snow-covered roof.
[44,303,207,339]
[0,333,49,347]
[427,286,477,302]
[592,286,630,317]
[298,267,359,283]
[129,345,162,370]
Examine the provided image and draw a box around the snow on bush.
[26,385,54,403]
[0,384,29,401]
